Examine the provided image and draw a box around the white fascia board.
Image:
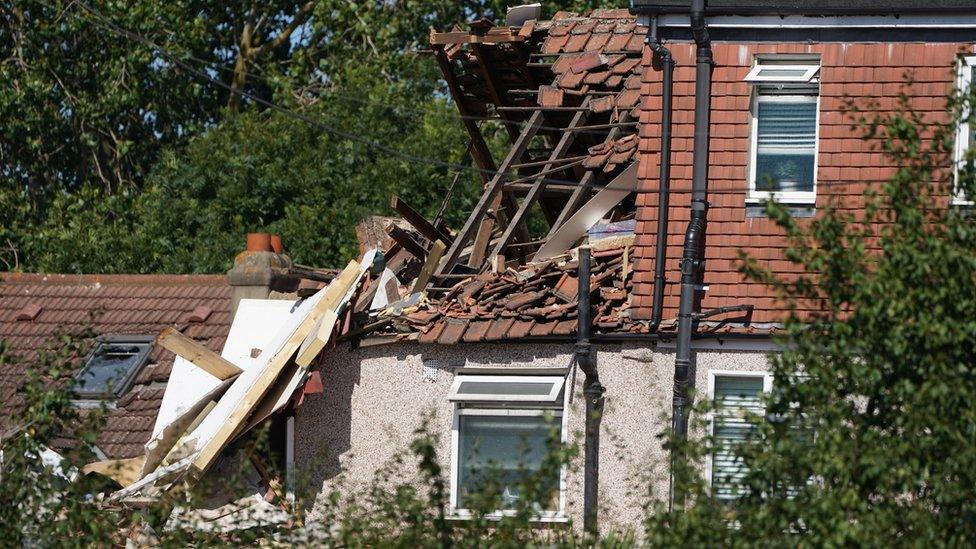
[658,14,976,29]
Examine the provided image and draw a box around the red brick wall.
[632,42,969,324]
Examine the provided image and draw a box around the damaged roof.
[398,241,645,344]
[0,273,231,458]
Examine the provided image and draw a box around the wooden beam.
[437,111,545,276]
[468,192,501,268]
[385,223,427,260]
[430,30,524,46]
[390,195,452,245]
[470,43,518,141]
[83,456,146,487]
[497,106,590,112]
[189,260,364,478]
[489,102,590,263]
[506,159,585,186]
[295,261,366,367]
[546,112,634,237]
[432,45,496,179]
[509,155,587,170]
[157,328,242,380]
[469,43,533,248]
[412,240,447,293]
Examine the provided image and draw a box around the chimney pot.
[246,232,273,252]
[270,234,283,254]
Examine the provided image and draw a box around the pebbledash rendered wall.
[293,340,775,532]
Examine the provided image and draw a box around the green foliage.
[1,0,614,273]
[643,92,976,545]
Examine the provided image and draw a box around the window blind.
[755,100,817,193]
[712,376,765,502]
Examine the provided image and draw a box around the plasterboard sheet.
[173,288,328,457]
[534,162,637,261]
[151,299,298,439]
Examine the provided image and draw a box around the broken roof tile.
[616,89,641,109]
[542,34,570,54]
[606,33,632,52]
[570,20,596,35]
[548,21,576,36]
[613,56,641,74]
[591,96,615,113]
[563,33,591,53]
[558,69,587,89]
[584,69,613,85]
[462,320,491,343]
[506,319,535,339]
[484,317,516,341]
[551,54,579,74]
[584,32,611,52]
[538,85,565,107]
[437,318,468,345]
[504,290,546,311]
[571,51,607,73]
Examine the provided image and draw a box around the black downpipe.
[647,16,675,332]
[671,0,712,510]
[577,246,604,535]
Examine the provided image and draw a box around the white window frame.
[747,93,821,206]
[447,375,564,403]
[704,370,774,498]
[745,56,821,206]
[744,64,820,84]
[449,384,569,522]
[953,55,976,206]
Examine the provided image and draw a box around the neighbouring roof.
[0,273,231,458]
[629,0,976,15]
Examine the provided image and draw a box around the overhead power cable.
[42,0,920,197]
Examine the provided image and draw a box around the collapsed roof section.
[424,9,646,281]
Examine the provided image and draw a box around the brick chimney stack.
[227,232,299,317]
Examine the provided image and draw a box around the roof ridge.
[0,272,228,286]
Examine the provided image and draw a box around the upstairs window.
[953,56,976,205]
[74,336,153,399]
[746,57,821,205]
[448,373,566,519]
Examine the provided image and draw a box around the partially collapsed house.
[5,0,976,536]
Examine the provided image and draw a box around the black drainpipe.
[577,246,604,535]
[647,16,675,332]
[671,0,712,510]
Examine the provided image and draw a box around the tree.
[1,0,615,273]
[644,91,976,545]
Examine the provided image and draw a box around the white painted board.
[150,299,298,439]
[172,288,328,457]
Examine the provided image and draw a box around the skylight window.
[74,336,153,399]
[744,64,820,84]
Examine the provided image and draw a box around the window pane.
[755,100,817,193]
[756,68,809,79]
[75,342,150,397]
[456,380,555,397]
[712,376,765,502]
[457,414,560,511]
